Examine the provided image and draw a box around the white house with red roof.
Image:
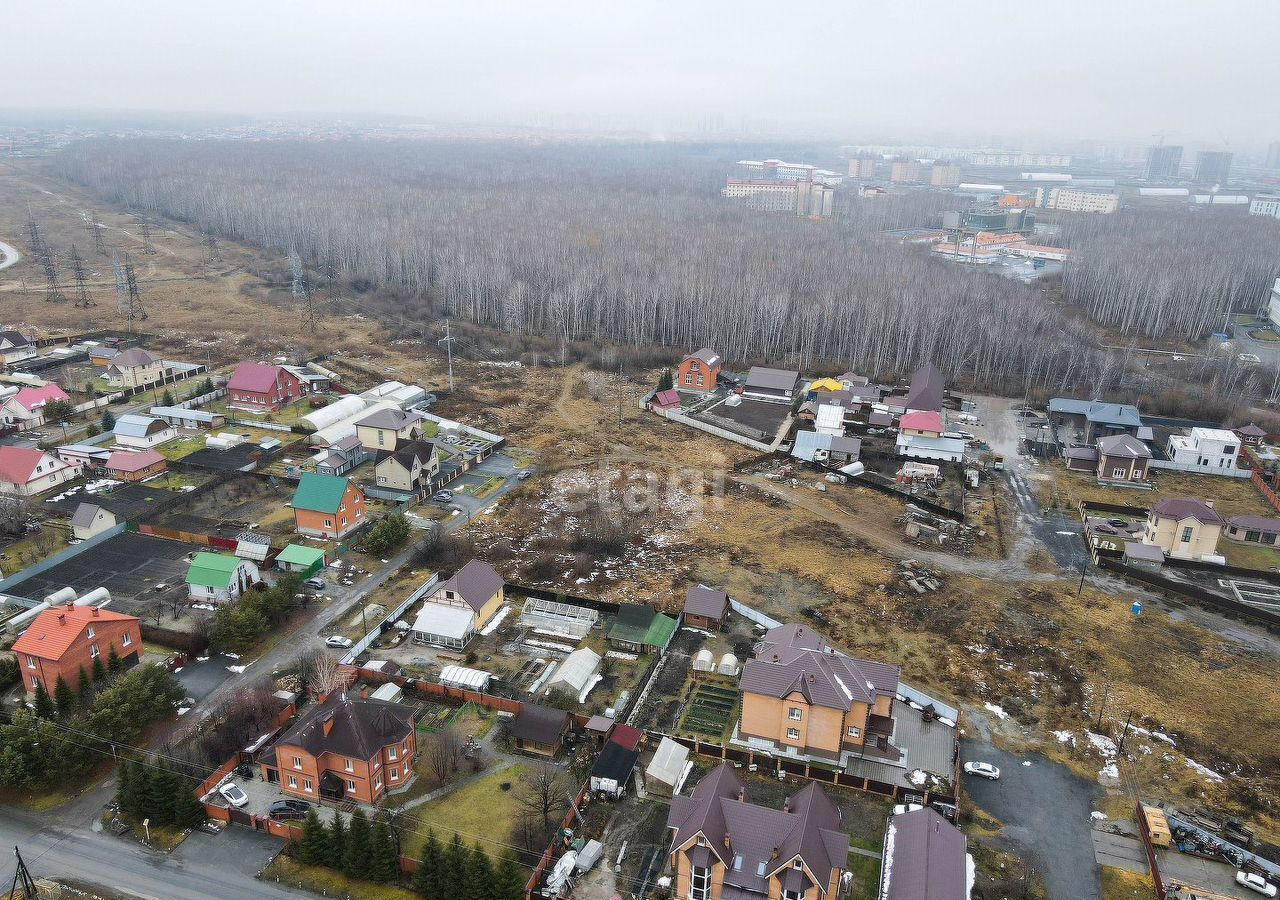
[0,446,76,496]
[895,409,965,463]
[227,362,303,412]
[0,384,71,431]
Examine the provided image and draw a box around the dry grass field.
[5,156,1279,843]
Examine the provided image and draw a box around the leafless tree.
[423,728,462,784]
[514,762,569,834]
[300,647,346,698]
[0,494,31,536]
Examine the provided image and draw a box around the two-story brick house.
[11,603,142,694]
[260,694,416,806]
[677,348,722,394]
[227,362,303,412]
[737,624,901,765]
[666,762,849,900]
[291,473,366,539]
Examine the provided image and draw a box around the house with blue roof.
[1047,397,1143,446]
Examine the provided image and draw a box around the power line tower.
[288,249,318,333]
[24,210,46,261]
[204,230,218,262]
[139,221,156,254]
[88,217,107,256]
[68,244,94,308]
[438,319,455,392]
[113,252,146,330]
[40,247,66,303]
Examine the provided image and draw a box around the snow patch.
[1051,729,1074,743]
[1099,763,1120,780]
[1091,811,1108,821]
[907,769,929,787]
[1184,758,1225,782]
[983,702,1008,720]
[1086,731,1118,758]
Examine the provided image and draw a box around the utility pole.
[1116,711,1135,754]
[9,845,38,900]
[1094,680,1110,731]
[1075,560,1088,601]
[438,320,454,392]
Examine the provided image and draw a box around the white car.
[325,635,353,649]
[964,761,1001,780]
[1236,872,1278,897]
[218,782,249,808]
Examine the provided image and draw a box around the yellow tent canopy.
[808,377,844,393]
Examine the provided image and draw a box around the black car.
[234,764,253,779]
[269,800,309,821]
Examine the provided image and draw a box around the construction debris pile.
[895,559,943,594]
[897,504,985,555]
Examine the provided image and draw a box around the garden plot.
[679,681,740,740]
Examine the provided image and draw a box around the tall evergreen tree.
[53,674,74,715]
[162,389,175,407]
[369,819,400,883]
[32,681,54,718]
[299,809,329,866]
[343,808,371,879]
[146,765,179,826]
[463,844,496,900]
[115,759,139,817]
[107,647,123,675]
[91,655,108,683]
[172,773,206,828]
[100,409,116,431]
[411,829,445,899]
[494,853,527,900]
[76,666,92,700]
[442,833,469,892]
[327,812,347,870]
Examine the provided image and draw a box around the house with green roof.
[276,543,327,577]
[291,473,366,540]
[607,603,678,655]
[186,552,260,602]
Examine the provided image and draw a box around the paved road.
[0,800,306,900]
[962,722,1101,900]
[0,240,20,272]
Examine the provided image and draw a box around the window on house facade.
[26,656,36,669]
[31,675,39,690]
[288,775,297,788]
[786,728,800,740]
[86,626,95,639]
[122,632,132,647]
[846,725,862,739]
[293,756,303,769]
[347,780,356,792]
[390,768,398,781]
[303,779,313,792]
[324,519,333,527]
[374,776,382,790]
[789,707,802,720]
[783,890,804,900]
[388,747,398,760]
[89,644,100,658]
[1180,526,1194,543]
[689,864,711,900]
[684,373,693,385]
[345,759,354,772]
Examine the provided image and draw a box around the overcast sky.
[4,0,1278,147]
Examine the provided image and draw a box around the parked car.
[218,782,249,808]
[1237,872,1278,897]
[233,763,253,779]
[431,490,453,503]
[963,761,1001,780]
[277,798,310,812]
[516,469,532,481]
[325,635,354,649]
[268,800,307,821]
[303,577,326,590]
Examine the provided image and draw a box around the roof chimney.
[770,847,779,861]
[736,787,746,802]
[723,832,732,853]
[56,613,66,625]
[783,795,792,813]
[1204,499,1215,509]
[322,714,335,737]
[91,607,100,617]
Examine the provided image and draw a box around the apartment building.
[1250,193,1280,220]
[1039,187,1119,214]
[929,165,961,187]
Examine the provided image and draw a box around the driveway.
[962,721,1100,900]
[175,653,239,701]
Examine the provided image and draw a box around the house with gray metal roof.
[112,414,176,449]
[1048,397,1143,445]
[880,807,972,900]
[741,366,800,403]
[666,762,850,900]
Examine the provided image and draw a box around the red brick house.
[104,448,167,482]
[260,694,417,806]
[227,362,303,412]
[677,348,721,393]
[11,603,142,694]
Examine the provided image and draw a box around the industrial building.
[1249,193,1280,220]
[1038,187,1119,214]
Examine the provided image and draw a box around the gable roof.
[0,330,32,348]
[742,623,899,712]
[1236,423,1266,437]
[508,703,568,745]
[667,763,849,896]
[808,377,845,393]
[0,447,63,485]
[904,364,945,412]
[608,603,678,650]
[436,560,504,614]
[105,449,165,473]
[228,361,289,394]
[291,473,355,513]
[900,410,943,433]
[1048,397,1143,428]
[277,543,327,567]
[882,808,969,900]
[1151,498,1224,526]
[652,389,681,409]
[69,502,108,528]
[113,414,168,438]
[186,552,248,588]
[744,366,800,393]
[685,585,729,620]
[1227,514,1280,532]
[356,407,424,431]
[375,439,435,471]
[273,693,414,761]
[683,348,721,367]
[591,738,640,783]
[108,348,159,369]
[12,603,137,660]
[10,384,70,412]
[1096,434,1151,459]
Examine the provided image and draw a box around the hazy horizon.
[4,0,1279,149]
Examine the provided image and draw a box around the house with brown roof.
[879,807,971,900]
[665,762,850,900]
[1095,434,1151,484]
[683,585,729,631]
[11,603,141,694]
[1224,515,1280,546]
[507,703,569,757]
[1235,423,1267,447]
[373,439,438,493]
[103,448,167,482]
[354,408,425,452]
[424,559,505,630]
[1143,498,1224,561]
[0,447,76,496]
[737,623,901,765]
[678,348,722,394]
[259,693,416,806]
[105,348,169,389]
[227,362,303,412]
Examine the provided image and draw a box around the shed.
[643,737,690,798]
[1123,541,1164,568]
[276,543,327,577]
[412,604,476,650]
[508,703,569,757]
[370,682,402,703]
[546,647,602,701]
[590,737,640,799]
[683,584,729,631]
[692,648,715,672]
[717,652,740,676]
[439,665,493,693]
[607,603,678,654]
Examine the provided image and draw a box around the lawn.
[155,434,208,461]
[1099,865,1153,899]
[845,853,882,900]
[1218,536,1280,571]
[1043,461,1277,522]
[400,763,529,860]
[205,397,320,427]
[263,854,417,900]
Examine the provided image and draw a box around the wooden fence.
[1242,446,1280,515]
[1136,801,1166,900]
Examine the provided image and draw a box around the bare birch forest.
[49,139,1272,397]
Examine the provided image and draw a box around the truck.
[992,454,1005,471]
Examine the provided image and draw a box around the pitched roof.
[186,552,247,588]
[744,366,800,393]
[591,738,640,783]
[742,623,899,712]
[12,603,137,660]
[508,703,568,745]
[1096,434,1151,459]
[11,384,70,412]
[0,330,32,348]
[228,361,288,393]
[105,449,165,473]
[1227,515,1280,532]
[609,723,644,751]
[904,363,945,412]
[375,438,435,470]
[808,377,845,393]
[273,694,414,761]
[356,407,424,431]
[1150,498,1224,526]
[685,585,729,620]
[108,348,159,368]
[277,543,327,566]
[0,447,62,485]
[1236,423,1266,437]
[291,473,354,513]
[113,414,167,438]
[1048,397,1143,428]
[1064,446,1098,461]
[652,389,681,408]
[868,411,894,427]
[436,560,504,614]
[900,410,943,433]
[666,763,849,895]
[683,347,721,367]
[608,603,678,650]
[882,808,969,900]
[69,502,107,528]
